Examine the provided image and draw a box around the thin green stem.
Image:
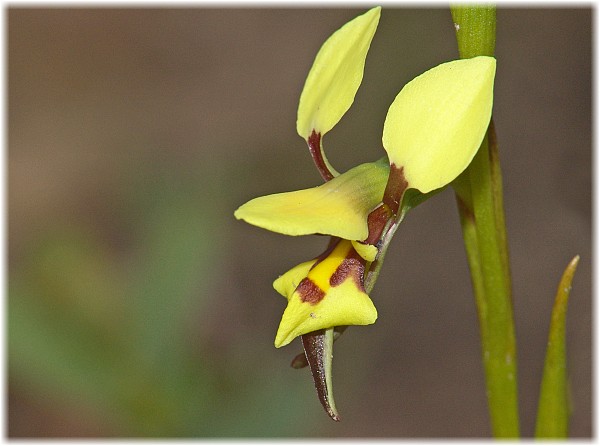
[451,5,520,437]
[455,189,487,336]
[469,129,519,437]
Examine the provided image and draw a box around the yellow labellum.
[296,7,381,139]
[274,240,377,348]
[382,56,496,193]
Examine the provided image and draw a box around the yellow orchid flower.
[235,54,496,344]
[236,60,496,343]
[234,6,496,421]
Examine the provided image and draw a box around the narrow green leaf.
[535,255,580,438]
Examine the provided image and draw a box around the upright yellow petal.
[382,56,496,193]
[297,7,381,139]
[234,160,388,241]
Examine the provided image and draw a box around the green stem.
[469,127,519,437]
[451,5,496,58]
[451,5,520,437]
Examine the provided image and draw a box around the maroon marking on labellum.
[329,250,366,290]
[297,278,326,305]
[307,130,335,182]
[382,163,409,216]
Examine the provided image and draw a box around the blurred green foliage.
[8,162,320,436]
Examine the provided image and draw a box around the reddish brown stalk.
[307,130,335,182]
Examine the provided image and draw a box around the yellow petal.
[273,259,316,299]
[273,239,377,347]
[351,240,378,262]
[296,7,381,139]
[234,160,389,241]
[382,56,496,193]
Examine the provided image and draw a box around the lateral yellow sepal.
[382,56,496,193]
[234,160,388,241]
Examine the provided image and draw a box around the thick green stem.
[451,5,496,58]
[451,5,520,437]
[469,129,519,437]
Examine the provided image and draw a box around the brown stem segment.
[292,326,348,369]
[365,203,393,246]
[382,163,409,216]
[307,130,335,182]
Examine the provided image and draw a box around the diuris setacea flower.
[234,6,496,421]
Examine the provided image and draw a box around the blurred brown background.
[8,7,591,438]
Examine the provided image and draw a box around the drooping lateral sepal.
[234,160,389,241]
[291,326,348,369]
